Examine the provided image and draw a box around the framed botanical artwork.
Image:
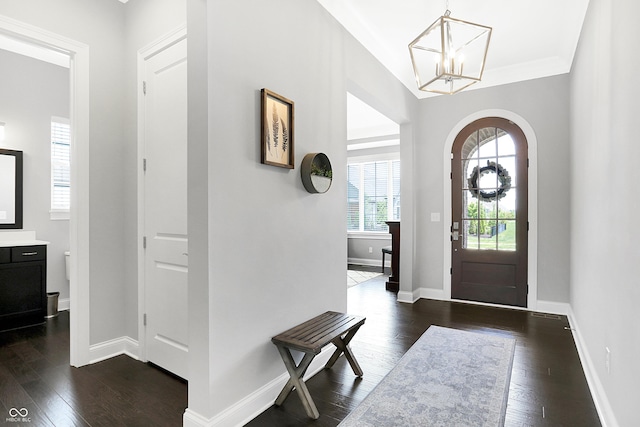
[261,88,294,169]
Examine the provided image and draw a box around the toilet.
[65,251,70,281]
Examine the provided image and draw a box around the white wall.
[202,0,347,414]
[0,0,127,345]
[0,49,70,300]
[347,146,399,266]
[415,75,572,303]
[0,0,191,358]
[344,31,420,296]
[183,0,419,422]
[185,0,211,419]
[122,0,187,340]
[6,1,625,425]
[570,0,640,425]
[348,235,391,267]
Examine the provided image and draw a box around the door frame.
[442,109,538,310]
[0,15,92,366]
[137,25,187,363]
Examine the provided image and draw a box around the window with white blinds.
[347,159,400,232]
[51,117,70,214]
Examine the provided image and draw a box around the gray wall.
[346,147,398,267]
[0,49,70,300]
[122,0,187,340]
[185,0,420,419]
[344,30,420,293]
[0,0,188,346]
[415,75,572,303]
[0,0,127,345]
[570,0,640,425]
[199,0,348,413]
[8,1,632,424]
[348,234,392,268]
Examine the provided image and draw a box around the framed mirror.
[0,148,23,229]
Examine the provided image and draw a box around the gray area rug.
[339,325,515,427]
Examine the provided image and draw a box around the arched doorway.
[451,117,528,307]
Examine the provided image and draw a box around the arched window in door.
[451,117,528,307]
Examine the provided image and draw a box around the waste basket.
[46,292,60,318]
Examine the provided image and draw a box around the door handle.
[452,231,459,241]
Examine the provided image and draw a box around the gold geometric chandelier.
[409,8,492,95]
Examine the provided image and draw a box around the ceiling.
[2,1,591,139]
[347,93,399,140]
[318,0,590,99]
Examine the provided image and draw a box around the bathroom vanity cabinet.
[0,244,47,331]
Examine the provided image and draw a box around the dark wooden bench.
[271,311,366,419]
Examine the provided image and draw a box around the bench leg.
[325,325,363,377]
[274,346,319,419]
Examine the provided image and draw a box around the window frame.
[347,153,400,235]
[50,116,71,220]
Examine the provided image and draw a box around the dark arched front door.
[451,117,528,307]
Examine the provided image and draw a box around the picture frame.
[261,88,294,169]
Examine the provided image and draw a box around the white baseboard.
[397,290,419,303]
[179,298,618,427]
[397,286,447,304]
[407,288,572,317]
[398,292,613,427]
[58,298,70,312]
[89,336,140,364]
[348,257,389,268]
[401,292,614,427]
[347,255,391,268]
[183,347,335,427]
[348,257,375,266]
[536,300,570,315]
[152,296,614,427]
[567,308,618,427]
[183,409,213,427]
[419,287,447,301]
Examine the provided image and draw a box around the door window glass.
[461,127,516,251]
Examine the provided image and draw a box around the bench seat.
[271,311,365,419]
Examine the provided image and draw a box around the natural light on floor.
[347,270,382,288]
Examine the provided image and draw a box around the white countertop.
[0,230,49,247]
[0,239,49,248]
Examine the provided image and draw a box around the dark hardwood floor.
[0,312,187,426]
[248,268,601,427]
[0,268,601,426]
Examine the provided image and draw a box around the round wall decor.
[301,152,332,193]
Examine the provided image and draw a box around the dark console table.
[0,243,47,331]
[385,221,400,292]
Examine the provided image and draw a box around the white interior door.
[143,37,188,379]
